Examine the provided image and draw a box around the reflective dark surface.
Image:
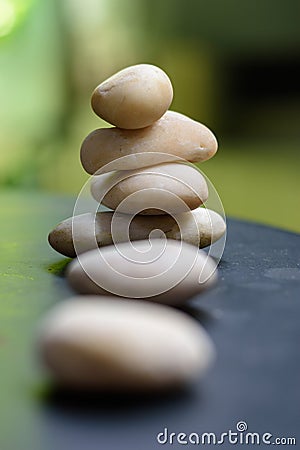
[0,191,299,449]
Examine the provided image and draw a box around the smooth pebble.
[48,208,226,257]
[38,297,215,390]
[80,111,218,175]
[90,163,208,215]
[91,64,173,129]
[67,239,218,304]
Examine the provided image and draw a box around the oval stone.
[90,163,208,215]
[48,208,226,258]
[67,239,218,304]
[80,111,218,175]
[38,297,215,390]
[166,207,226,248]
[91,64,173,129]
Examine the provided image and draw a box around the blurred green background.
[0,0,299,231]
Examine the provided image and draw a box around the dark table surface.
[0,190,299,450]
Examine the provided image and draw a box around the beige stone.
[90,163,208,215]
[80,111,218,175]
[91,64,173,129]
[48,208,226,258]
[67,239,218,304]
[166,207,226,248]
[38,297,215,390]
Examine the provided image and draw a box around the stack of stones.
[39,64,226,392]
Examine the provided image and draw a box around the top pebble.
[91,64,173,129]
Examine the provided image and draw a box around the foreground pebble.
[91,64,173,129]
[91,163,208,215]
[38,297,215,390]
[80,111,218,175]
[48,208,226,257]
[67,239,217,304]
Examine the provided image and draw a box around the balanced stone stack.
[40,64,226,391]
[49,64,225,261]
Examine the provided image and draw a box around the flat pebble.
[91,163,208,215]
[80,111,218,175]
[38,297,215,391]
[91,64,173,129]
[166,207,226,248]
[67,239,217,304]
[48,208,226,257]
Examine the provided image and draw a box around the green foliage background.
[0,0,299,231]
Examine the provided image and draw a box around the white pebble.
[38,297,215,390]
[67,239,218,304]
[91,163,208,215]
